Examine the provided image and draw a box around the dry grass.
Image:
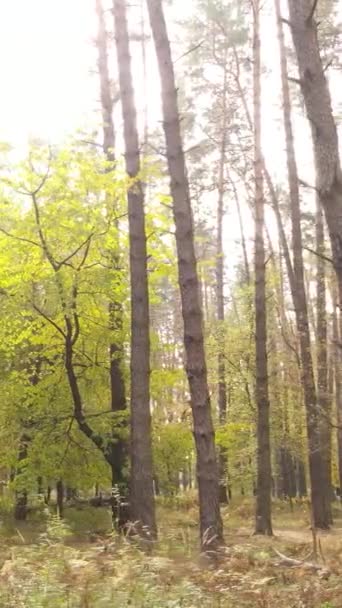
[0,498,340,607]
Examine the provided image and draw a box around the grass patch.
[0,498,341,606]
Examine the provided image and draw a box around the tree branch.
[307,0,319,24]
[281,17,292,28]
[32,303,66,338]
[56,233,94,270]
[0,227,41,249]
[175,41,204,63]
[303,246,333,265]
[299,178,319,191]
[323,58,333,73]
[31,192,57,269]
[288,76,302,85]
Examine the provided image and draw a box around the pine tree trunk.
[315,201,333,522]
[113,0,156,539]
[253,0,272,536]
[287,0,342,316]
[275,0,330,528]
[146,0,223,550]
[14,436,29,521]
[45,486,51,505]
[96,0,128,526]
[56,480,64,518]
[296,458,307,497]
[96,0,116,162]
[232,181,250,285]
[216,63,229,505]
[332,290,342,493]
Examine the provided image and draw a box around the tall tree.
[113,0,156,538]
[216,52,229,505]
[332,288,342,493]
[275,0,331,527]
[96,0,116,162]
[287,0,342,307]
[95,0,128,527]
[146,0,223,550]
[315,200,333,519]
[253,0,272,536]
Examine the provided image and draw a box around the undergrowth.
[0,499,340,607]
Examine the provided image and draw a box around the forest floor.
[0,496,341,607]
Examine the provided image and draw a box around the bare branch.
[72,313,80,346]
[307,0,319,24]
[273,548,329,576]
[76,235,93,271]
[56,233,94,270]
[281,17,292,28]
[0,227,41,249]
[175,41,204,63]
[303,245,334,265]
[78,139,103,149]
[32,303,66,338]
[288,76,302,85]
[31,192,57,269]
[323,58,333,73]
[298,178,318,191]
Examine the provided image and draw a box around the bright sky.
[0,0,96,145]
[0,0,340,280]
[0,0,338,162]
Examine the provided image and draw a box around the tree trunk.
[182,467,189,492]
[315,200,333,522]
[231,178,250,285]
[45,486,51,505]
[14,436,29,521]
[278,448,297,500]
[56,480,64,518]
[96,0,116,161]
[66,487,76,501]
[14,490,28,521]
[253,0,272,536]
[295,458,307,497]
[275,0,330,528]
[146,0,223,550]
[96,0,129,526]
[287,0,342,315]
[113,0,156,539]
[216,62,229,505]
[332,289,342,492]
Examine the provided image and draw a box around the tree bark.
[253,0,272,536]
[146,0,223,550]
[14,359,42,521]
[37,476,43,497]
[14,435,29,521]
[332,289,342,493]
[96,0,116,162]
[45,486,51,505]
[231,178,250,285]
[275,0,330,528]
[287,0,342,310]
[56,480,64,518]
[277,448,296,499]
[96,0,129,528]
[113,0,156,539]
[216,62,229,505]
[315,200,333,520]
[295,458,307,497]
